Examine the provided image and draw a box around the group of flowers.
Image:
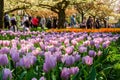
[0,30,120,80]
[46,28,120,33]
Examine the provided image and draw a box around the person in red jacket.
[31,16,39,28]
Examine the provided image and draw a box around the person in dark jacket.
[10,14,17,32]
[86,16,92,29]
[53,17,57,28]
[4,14,10,29]
[46,16,52,29]
[96,18,101,29]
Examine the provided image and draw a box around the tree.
[7,0,70,29]
[87,1,113,20]
[37,0,70,28]
[74,1,94,22]
[50,0,70,28]
[0,0,4,29]
[4,0,32,14]
[0,0,32,29]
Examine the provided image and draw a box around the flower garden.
[0,29,120,80]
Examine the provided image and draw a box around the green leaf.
[0,70,3,80]
[88,66,96,80]
[52,73,56,80]
[19,71,27,80]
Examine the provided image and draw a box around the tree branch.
[5,6,30,14]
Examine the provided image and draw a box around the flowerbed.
[0,31,120,80]
[46,28,120,33]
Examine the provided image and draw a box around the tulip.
[31,78,37,80]
[78,46,87,53]
[10,48,20,62]
[43,52,57,72]
[65,46,74,54]
[61,67,79,80]
[39,76,46,80]
[73,52,81,61]
[0,54,8,66]
[61,68,71,80]
[54,51,62,61]
[70,67,79,75]
[97,50,102,56]
[18,55,36,68]
[82,56,93,65]
[3,68,12,80]
[88,50,96,57]
[39,42,46,51]
[64,39,69,45]
[71,39,78,45]
[90,40,94,46]
[95,43,100,49]
[62,54,75,66]
[0,47,10,54]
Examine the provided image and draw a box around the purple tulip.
[39,76,46,80]
[10,48,20,62]
[88,50,96,57]
[95,44,100,49]
[31,78,37,80]
[73,52,81,61]
[2,40,10,47]
[62,54,75,66]
[71,39,78,45]
[0,47,10,54]
[3,68,12,80]
[87,36,92,40]
[48,47,57,52]
[59,37,65,42]
[65,46,74,54]
[32,49,40,56]
[54,51,62,61]
[82,56,93,65]
[30,46,36,51]
[61,67,79,80]
[61,68,71,80]
[70,67,79,75]
[102,43,107,48]
[64,39,69,45]
[102,40,111,48]
[39,51,45,56]
[78,46,87,53]
[97,50,102,56]
[90,40,94,46]
[43,52,57,72]
[39,42,46,51]
[18,55,36,68]
[83,40,90,46]
[0,54,8,66]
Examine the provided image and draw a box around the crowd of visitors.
[4,13,109,32]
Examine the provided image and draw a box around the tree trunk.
[58,10,66,29]
[81,12,84,23]
[0,0,4,29]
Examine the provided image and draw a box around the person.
[10,14,17,32]
[103,19,107,28]
[23,18,30,32]
[80,17,87,28]
[53,17,57,28]
[40,15,46,29]
[4,14,10,29]
[46,16,52,29]
[86,16,92,29]
[31,16,39,29]
[70,14,76,27]
[96,18,101,29]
